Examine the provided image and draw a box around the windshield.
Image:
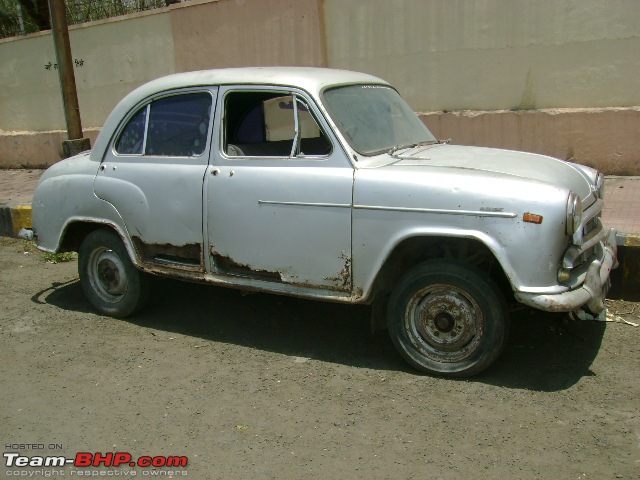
[323,85,436,156]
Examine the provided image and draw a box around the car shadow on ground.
[35,277,606,392]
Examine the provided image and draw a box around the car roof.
[91,67,388,162]
[140,67,387,96]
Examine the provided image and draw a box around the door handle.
[211,169,233,176]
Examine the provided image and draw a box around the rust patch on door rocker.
[210,248,352,292]
[211,251,283,282]
[323,251,352,290]
[132,236,203,271]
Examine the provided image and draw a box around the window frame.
[220,87,333,160]
[112,88,215,159]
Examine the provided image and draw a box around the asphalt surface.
[0,237,639,479]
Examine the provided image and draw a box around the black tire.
[78,229,150,318]
[387,259,509,377]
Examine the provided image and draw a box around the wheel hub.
[407,285,483,358]
[433,312,455,332]
[89,248,128,302]
[97,257,126,295]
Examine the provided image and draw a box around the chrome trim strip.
[141,104,150,154]
[258,201,517,217]
[258,200,351,208]
[354,204,518,218]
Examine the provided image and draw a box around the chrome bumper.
[515,228,618,315]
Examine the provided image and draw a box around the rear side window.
[115,107,147,155]
[115,92,212,157]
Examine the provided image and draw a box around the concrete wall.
[0,0,638,173]
[421,108,640,176]
[171,0,325,71]
[324,0,640,112]
[0,128,101,168]
[0,0,325,135]
[0,10,175,132]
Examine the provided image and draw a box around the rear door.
[94,88,218,271]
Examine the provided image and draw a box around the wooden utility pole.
[48,0,90,157]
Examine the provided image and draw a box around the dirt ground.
[1,237,639,479]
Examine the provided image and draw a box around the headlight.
[595,172,605,199]
[566,192,583,236]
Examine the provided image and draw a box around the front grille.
[560,200,606,283]
[583,216,599,237]
[573,245,596,269]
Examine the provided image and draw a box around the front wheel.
[387,260,509,377]
[78,229,150,318]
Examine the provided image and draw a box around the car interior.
[224,91,331,158]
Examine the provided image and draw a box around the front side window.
[115,92,212,157]
[224,91,331,157]
[323,85,436,156]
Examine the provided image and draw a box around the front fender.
[353,225,521,302]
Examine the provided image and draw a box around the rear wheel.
[387,259,508,377]
[78,229,150,318]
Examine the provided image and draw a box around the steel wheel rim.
[88,247,128,303]
[404,284,483,363]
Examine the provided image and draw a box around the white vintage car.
[32,67,617,376]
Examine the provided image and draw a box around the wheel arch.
[77,227,151,318]
[369,233,514,332]
[57,219,140,266]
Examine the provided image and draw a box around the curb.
[0,204,32,238]
[614,240,640,300]
[617,232,640,248]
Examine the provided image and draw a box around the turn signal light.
[558,267,571,283]
[523,213,543,224]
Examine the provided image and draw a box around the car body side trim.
[258,200,351,208]
[354,204,518,218]
[257,201,517,218]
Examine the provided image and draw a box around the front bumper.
[514,228,618,314]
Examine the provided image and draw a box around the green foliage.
[65,0,168,25]
[0,0,40,38]
[15,239,74,263]
[1,0,170,39]
[21,239,38,254]
[43,251,75,264]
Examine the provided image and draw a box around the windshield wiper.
[388,141,436,157]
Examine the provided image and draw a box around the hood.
[383,144,595,205]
